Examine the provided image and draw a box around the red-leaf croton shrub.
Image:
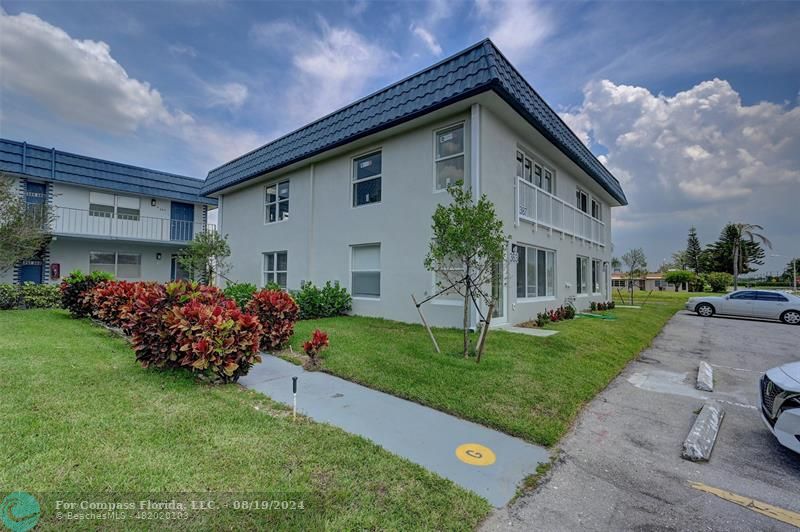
[302,329,329,370]
[90,280,149,329]
[244,289,299,351]
[60,270,114,318]
[164,299,263,382]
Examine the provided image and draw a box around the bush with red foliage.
[302,329,329,370]
[165,299,263,382]
[90,280,148,329]
[60,270,114,318]
[127,280,228,369]
[244,289,299,351]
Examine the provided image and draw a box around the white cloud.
[561,78,800,268]
[475,0,553,62]
[0,11,173,132]
[0,11,260,171]
[205,82,249,110]
[410,24,442,56]
[168,44,197,58]
[251,18,394,129]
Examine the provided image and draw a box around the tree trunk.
[463,267,470,358]
[732,242,739,290]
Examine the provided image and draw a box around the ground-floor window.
[351,243,381,298]
[592,259,603,294]
[263,251,288,289]
[576,256,589,294]
[516,244,555,299]
[90,251,141,278]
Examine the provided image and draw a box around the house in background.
[0,139,216,285]
[611,272,689,292]
[202,39,628,328]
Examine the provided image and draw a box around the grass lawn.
[290,295,692,447]
[0,310,490,530]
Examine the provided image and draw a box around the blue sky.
[1,1,799,272]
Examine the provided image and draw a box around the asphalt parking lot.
[483,310,800,531]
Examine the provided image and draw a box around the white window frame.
[515,243,556,301]
[262,251,288,289]
[351,150,382,208]
[516,147,555,194]
[89,193,140,221]
[591,198,603,221]
[433,122,466,192]
[89,251,141,279]
[591,259,603,295]
[576,255,589,296]
[264,179,290,224]
[350,243,381,299]
[576,188,589,214]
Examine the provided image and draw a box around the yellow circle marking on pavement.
[455,443,496,466]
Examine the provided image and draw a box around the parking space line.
[689,481,800,528]
[709,363,758,373]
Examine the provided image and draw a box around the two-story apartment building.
[0,139,216,285]
[201,39,628,328]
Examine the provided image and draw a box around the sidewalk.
[240,355,549,507]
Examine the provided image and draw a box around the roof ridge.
[206,38,495,176]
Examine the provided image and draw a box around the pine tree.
[685,226,702,273]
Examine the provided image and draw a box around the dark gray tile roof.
[203,39,626,205]
[0,138,216,205]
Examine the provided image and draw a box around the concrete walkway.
[240,355,549,507]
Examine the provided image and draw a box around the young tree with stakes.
[424,184,508,360]
[621,248,648,304]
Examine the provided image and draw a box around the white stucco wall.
[48,238,181,282]
[219,94,621,327]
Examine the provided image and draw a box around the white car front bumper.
[759,390,800,454]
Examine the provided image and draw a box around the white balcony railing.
[516,178,606,246]
[52,206,215,243]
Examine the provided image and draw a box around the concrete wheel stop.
[681,402,724,462]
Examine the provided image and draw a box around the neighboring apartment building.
[0,139,216,285]
[202,39,628,328]
[611,272,690,292]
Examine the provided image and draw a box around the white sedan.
[760,362,800,454]
[686,290,800,325]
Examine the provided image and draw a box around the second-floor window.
[435,124,464,190]
[353,151,382,207]
[576,188,588,214]
[89,192,140,221]
[265,180,290,223]
[516,151,553,193]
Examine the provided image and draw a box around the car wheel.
[780,310,800,325]
[696,303,714,317]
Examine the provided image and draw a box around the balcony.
[516,178,606,246]
[52,206,215,243]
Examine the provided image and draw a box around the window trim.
[89,251,142,279]
[264,179,290,225]
[515,145,556,195]
[515,243,556,300]
[433,121,466,193]
[262,251,288,289]
[591,258,604,295]
[351,149,383,208]
[576,255,590,295]
[350,243,381,300]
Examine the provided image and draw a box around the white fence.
[517,178,606,246]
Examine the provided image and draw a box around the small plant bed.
[0,310,490,529]
[517,305,576,328]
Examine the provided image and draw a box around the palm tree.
[731,223,772,290]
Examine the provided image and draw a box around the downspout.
[308,164,315,284]
[470,103,481,330]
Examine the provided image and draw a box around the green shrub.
[60,270,114,318]
[705,272,733,293]
[19,282,61,308]
[293,281,352,320]
[0,284,21,310]
[223,282,258,309]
